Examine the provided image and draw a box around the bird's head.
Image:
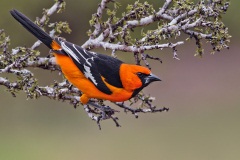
[120,64,161,97]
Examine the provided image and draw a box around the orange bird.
[10,9,161,104]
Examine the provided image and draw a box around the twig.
[31,0,65,50]
[115,102,169,119]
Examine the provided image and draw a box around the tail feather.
[10,9,53,49]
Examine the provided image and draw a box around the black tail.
[10,9,53,49]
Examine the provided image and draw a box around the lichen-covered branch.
[0,0,231,128]
[83,0,230,60]
[31,0,68,49]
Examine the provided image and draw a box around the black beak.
[144,73,161,85]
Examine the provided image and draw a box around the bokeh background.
[1,0,240,159]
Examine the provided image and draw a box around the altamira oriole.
[10,9,161,104]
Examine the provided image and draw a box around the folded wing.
[55,39,123,95]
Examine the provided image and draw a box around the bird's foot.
[86,101,121,130]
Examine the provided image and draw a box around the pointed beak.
[144,73,161,85]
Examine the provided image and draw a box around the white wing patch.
[84,64,98,85]
[73,45,92,66]
[61,41,98,86]
[61,42,81,64]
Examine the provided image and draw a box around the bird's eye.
[136,72,147,78]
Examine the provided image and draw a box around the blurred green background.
[1,0,240,160]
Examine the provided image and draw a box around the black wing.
[94,53,123,88]
[55,38,123,95]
